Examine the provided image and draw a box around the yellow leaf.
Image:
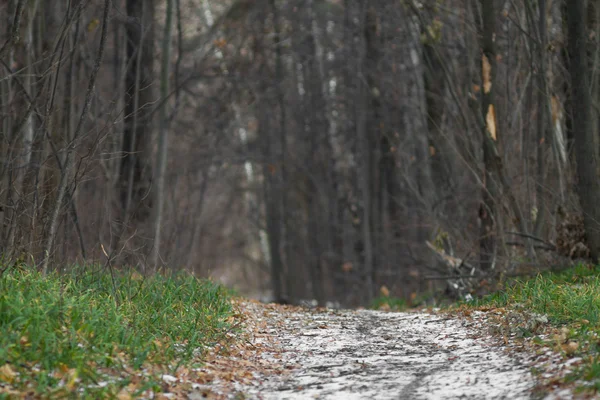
[486,104,497,141]
[380,285,390,297]
[87,18,100,32]
[565,341,579,355]
[482,54,492,94]
[0,364,16,383]
[66,369,79,391]
[117,389,132,400]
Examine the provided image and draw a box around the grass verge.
[0,265,236,398]
[458,263,600,395]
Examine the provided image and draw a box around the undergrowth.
[463,263,600,393]
[0,264,235,398]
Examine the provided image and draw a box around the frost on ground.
[233,305,547,400]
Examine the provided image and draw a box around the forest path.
[187,301,576,400]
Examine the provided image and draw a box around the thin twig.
[505,231,554,245]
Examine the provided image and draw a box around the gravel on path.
[233,305,539,400]
[173,301,581,400]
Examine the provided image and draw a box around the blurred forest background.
[0,0,598,307]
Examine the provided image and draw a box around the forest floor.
[179,300,585,400]
[3,267,592,399]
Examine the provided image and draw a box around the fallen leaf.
[380,286,390,297]
[0,364,16,383]
[116,389,132,400]
[565,341,578,355]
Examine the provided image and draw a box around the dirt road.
[185,302,576,400]
[236,305,538,399]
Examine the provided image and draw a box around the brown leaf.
[213,38,228,49]
[486,104,497,141]
[117,390,132,400]
[0,364,16,383]
[482,54,492,94]
[341,262,353,273]
[564,341,579,355]
[380,285,390,297]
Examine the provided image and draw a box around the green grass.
[462,263,600,393]
[0,264,235,398]
[468,263,600,325]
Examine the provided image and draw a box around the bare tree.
[475,0,500,271]
[0,0,595,306]
[42,0,112,273]
[152,0,174,268]
[120,0,155,228]
[566,0,600,260]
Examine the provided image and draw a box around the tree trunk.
[477,0,499,271]
[566,0,600,260]
[120,0,155,225]
[355,1,375,302]
[270,0,290,302]
[152,0,174,268]
[533,0,548,238]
